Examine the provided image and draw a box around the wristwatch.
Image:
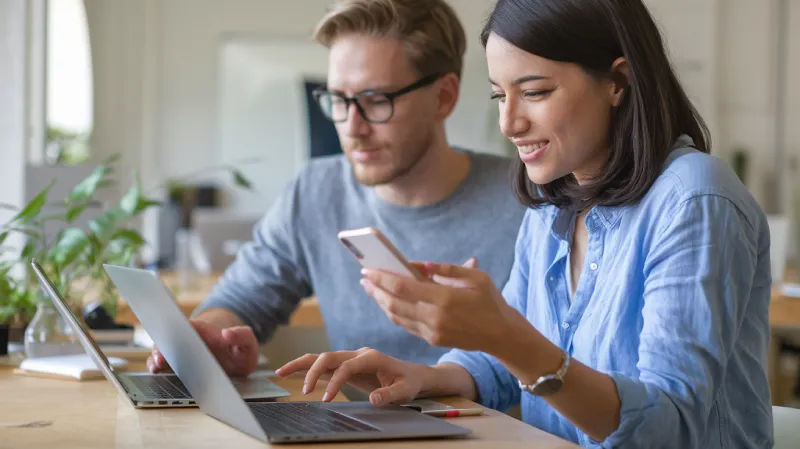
[518,351,571,396]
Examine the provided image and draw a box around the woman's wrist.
[418,363,478,401]
[485,306,564,385]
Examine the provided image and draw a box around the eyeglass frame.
[312,73,443,124]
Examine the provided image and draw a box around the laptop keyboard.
[128,375,191,399]
[250,402,379,435]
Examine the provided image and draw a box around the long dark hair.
[482,0,711,209]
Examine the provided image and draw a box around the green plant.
[0,154,254,324]
[45,126,91,165]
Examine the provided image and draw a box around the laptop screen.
[30,259,117,372]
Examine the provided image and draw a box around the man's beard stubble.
[349,131,432,186]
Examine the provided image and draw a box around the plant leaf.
[103,153,122,165]
[89,210,119,241]
[68,165,110,204]
[232,169,253,189]
[119,177,142,216]
[0,231,7,246]
[50,227,89,266]
[20,240,36,260]
[110,229,146,246]
[13,182,53,224]
[97,179,115,189]
[65,203,88,223]
[4,226,41,240]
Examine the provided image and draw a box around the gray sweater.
[195,151,527,365]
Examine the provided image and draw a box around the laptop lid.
[102,264,268,442]
[30,259,134,404]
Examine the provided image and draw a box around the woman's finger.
[323,351,386,401]
[363,279,420,320]
[303,351,358,395]
[362,270,445,305]
[275,353,319,377]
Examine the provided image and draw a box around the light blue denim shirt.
[439,138,774,448]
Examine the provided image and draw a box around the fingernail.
[370,393,384,406]
[360,268,368,275]
[274,368,282,376]
[302,384,309,395]
[322,392,331,402]
[359,279,368,286]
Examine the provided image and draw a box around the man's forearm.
[193,307,245,329]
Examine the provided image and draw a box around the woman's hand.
[360,262,517,353]
[274,348,430,405]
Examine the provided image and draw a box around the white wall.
[0,0,29,235]
[84,0,800,217]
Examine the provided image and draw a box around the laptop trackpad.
[231,376,290,400]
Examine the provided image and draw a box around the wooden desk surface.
[0,365,577,449]
[769,289,800,329]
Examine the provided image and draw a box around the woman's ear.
[609,57,630,107]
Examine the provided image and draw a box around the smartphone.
[400,399,485,418]
[337,227,425,280]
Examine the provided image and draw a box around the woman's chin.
[525,166,559,185]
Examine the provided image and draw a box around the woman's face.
[485,32,625,185]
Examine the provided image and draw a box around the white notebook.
[18,354,128,380]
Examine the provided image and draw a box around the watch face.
[532,376,563,396]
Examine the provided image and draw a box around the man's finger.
[191,320,225,347]
[222,326,258,351]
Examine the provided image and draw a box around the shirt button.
[561,322,570,330]
[589,262,598,271]
[549,276,554,282]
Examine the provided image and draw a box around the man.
[148,0,526,375]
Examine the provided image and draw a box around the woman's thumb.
[369,382,415,407]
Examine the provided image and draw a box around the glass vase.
[23,301,83,358]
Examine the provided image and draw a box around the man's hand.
[146,320,259,377]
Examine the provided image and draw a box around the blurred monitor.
[192,210,259,272]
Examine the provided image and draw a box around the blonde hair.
[313,0,467,79]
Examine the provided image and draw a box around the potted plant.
[0,154,254,347]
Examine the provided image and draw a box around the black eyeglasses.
[312,74,442,124]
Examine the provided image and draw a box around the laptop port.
[158,401,168,405]
[172,401,182,405]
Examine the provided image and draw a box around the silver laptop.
[103,264,471,444]
[30,259,290,408]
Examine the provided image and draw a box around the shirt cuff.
[584,371,654,448]
[437,349,499,409]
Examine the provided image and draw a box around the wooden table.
[0,364,578,448]
[768,287,800,404]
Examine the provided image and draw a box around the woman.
[276,0,774,447]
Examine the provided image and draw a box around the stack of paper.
[15,354,127,381]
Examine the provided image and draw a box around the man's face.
[326,34,441,186]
